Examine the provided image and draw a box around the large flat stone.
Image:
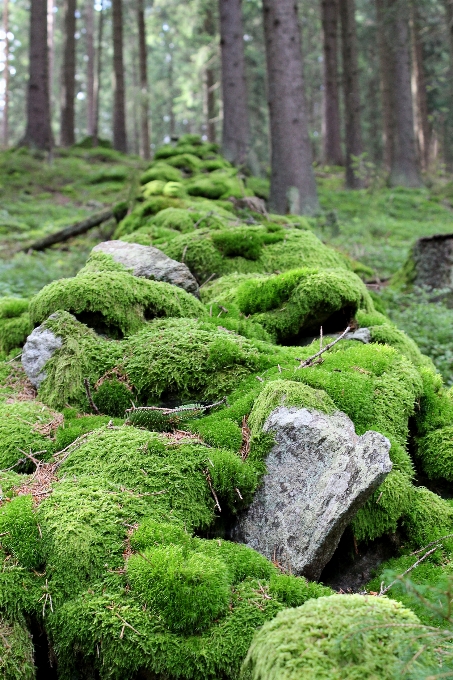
[93,240,200,297]
[234,406,391,580]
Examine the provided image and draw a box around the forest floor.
[1,147,453,382]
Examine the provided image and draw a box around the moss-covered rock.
[0,297,32,354]
[0,617,35,680]
[242,594,436,679]
[0,400,57,470]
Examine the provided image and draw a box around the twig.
[204,468,221,512]
[83,378,100,415]
[200,272,216,289]
[240,415,251,461]
[410,533,453,556]
[193,210,214,229]
[296,326,351,369]
[379,547,438,595]
[181,245,188,262]
[235,488,243,500]
[5,353,22,364]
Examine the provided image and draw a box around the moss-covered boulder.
[0,617,36,680]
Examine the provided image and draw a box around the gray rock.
[344,327,371,344]
[22,324,62,389]
[92,240,200,297]
[407,232,453,292]
[234,407,391,580]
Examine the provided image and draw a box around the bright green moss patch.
[0,495,42,569]
[242,594,436,680]
[0,298,32,354]
[29,270,205,338]
[0,400,57,470]
[403,486,453,546]
[0,617,36,680]
[140,163,182,184]
[418,426,453,481]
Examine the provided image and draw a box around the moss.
[141,179,166,197]
[241,594,435,680]
[0,400,57,470]
[417,426,453,481]
[402,486,453,546]
[245,176,270,201]
[166,152,203,173]
[53,412,124,449]
[29,269,205,338]
[93,377,133,417]
[186,173,248,199]
[140,163,182,184]
[211,226,284,261]
[248,380,336,437]
[368,322,430,368]
[268,572,333,607]
[113,196,188,238]
[0,495,42,569]
[0,617,36,680]
[0,298,32,354]
[151,206,196,233]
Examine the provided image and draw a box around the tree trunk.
[60,0,77,147]
[262,0,318,215]
[205,67,217,143]
[3,0,9,147]
[86,0,95,137]
[321,0,342,165]
[376,0,393,171]
[219,0,249,166]
[47,0,54,110]
[387,0,422,187]
[93,0,104,146]
[444,0,453,169]
[112,0,127,152]
[22,0,53,149]
[410,4,430,171]
[137,0,150,159]
[339,0,363,188]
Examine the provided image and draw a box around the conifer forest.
[5,0,453,677]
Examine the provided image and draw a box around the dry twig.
[296,326,351,369]
[379,547,438,596]
[83,378,100,415]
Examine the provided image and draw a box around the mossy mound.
[0,400,58,470]
[0,297,32,354]
[242,594,436,679]
[29,269,205,338]
[0,617,36,680]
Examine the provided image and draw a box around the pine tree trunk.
[339,0,363,188]
[112,0,127,152]
[93,0,104,146]
[86,0,95,137]
[60,0,77,147]
[376,0,393,171]
[410,4,430,171]
[137,0,150,159]
[206,68,217,143]
[219,0,248,165]
[262,0,318,215]
[47,0,54,111]
[321,0,342,165]
[22,0,53,149]
[444,0,453,169]
[387,0,421,187]
[3,0,9,147]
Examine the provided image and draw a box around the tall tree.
[262,0,318,214]
[86,0,95,137]
[60,0,77,146]
[93,0,104,146]
[204,8,217,144]
[219,0,249,165]
[321,0,342,165]
[22,0,53,149]
[339,0,363,188]
[410,4,430,171]
[3,0,9,147]
[47,0,55,110]
[138,0,150,158]
[386,0,422,187]
[112,0,127,152]
[444,0,453,168]
[376,0,394,170]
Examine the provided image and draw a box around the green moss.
[186,173,248,199]
[268,572,332,606]
[29,269,205,338]
[140,163,182,184]
[241,594,435,680]
[93,377,133,417]
[0,495,42,568]
[248,380,336,436]
[415,367,453,436]
[166,152,203,173]
[151,206,196,232]
[417,426,453,481]
[130,518,190,551]
[0,298,32,353]
[402,486,453,546]
[0,617,35,680]
[368,322,429,368]
[0,400,57,470]
[113,196,188,238]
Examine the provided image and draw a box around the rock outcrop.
[21,319,62,389]
[235,406,392,580]
[92,240,200,297]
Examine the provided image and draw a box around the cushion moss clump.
[140,163,182,184]
[0,617,36,680]
[402,486,453,546]
[241,594,437,680]
[0,495,42,569]
[0,400,57,470]
[0,297,32,354]
[29,270,205,338]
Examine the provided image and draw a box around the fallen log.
[21,207,114,252]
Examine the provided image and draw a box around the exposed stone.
[411,233,453,290]
[92,240,200,297]
[234,407,392,580]
[22,321,62,389]
[344,327,371,343]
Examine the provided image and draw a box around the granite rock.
[22,321,62,389]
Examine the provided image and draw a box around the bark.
[444,0,453,169]
[219,0,249,166]
[410,4,430,171]
[206,67,217,143]
[24,209,114,251]
[137,0,150,158]
[376,0,394,170]
[86,0,95,136]
[3,0,9,147]
[22,0,53,149]
[93,0,104,146]
[47,0,54,107]
[112,0,127,152]
[60,0,77,147]
[321,0,342,165]
[387,0,422,187]
[262,0,318,215]
[339,0,363,188]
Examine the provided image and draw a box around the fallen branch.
[379,547,438,596]
[296,326,351,369]
[83,378,101,415]
[22,208,114,252]
[204,468,221,513]
[240,415,251,461]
